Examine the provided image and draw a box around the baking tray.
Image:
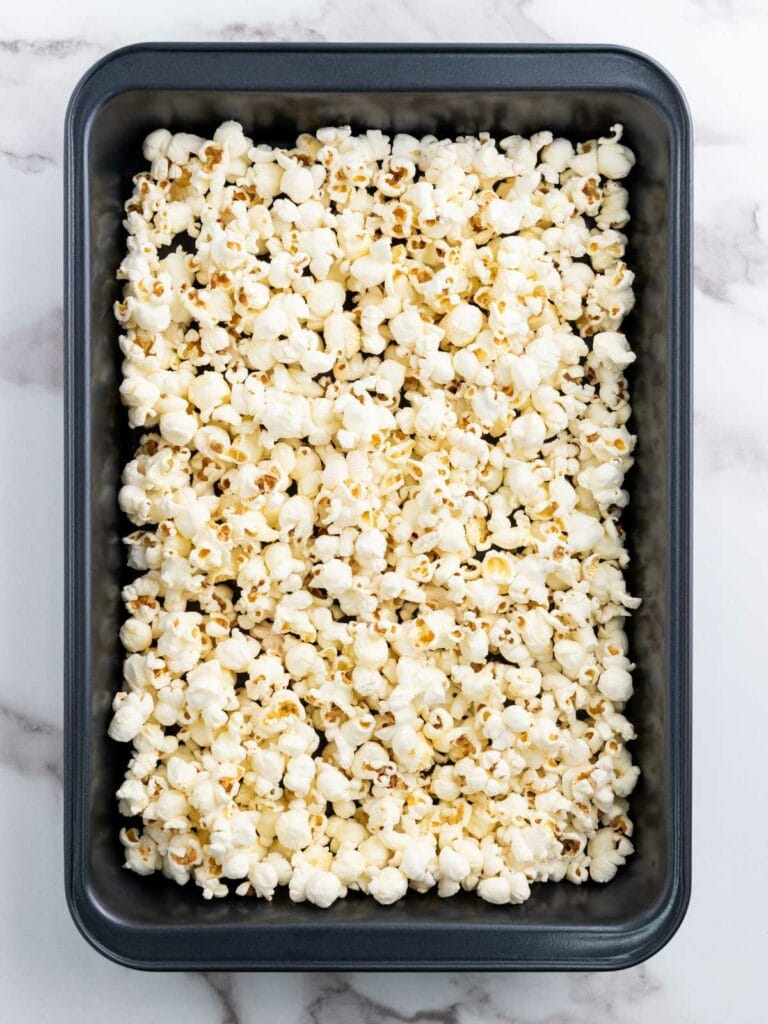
[64,43,691,970]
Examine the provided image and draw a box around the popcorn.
[116,777,149,816]
[592,330,636,370]
[597,134,636,181]
[261,392,313,440]
[120,828,161,876]
[438,846,471,883]
[113,122,640,908]
[442,302,484,347]
[249,860,279,899]
[159,407,198,446]
[188,371,229,414]
[279,165,314,204]
[333,848,366,885]
[313,558,353,597]
[305,868,343,908]
[109,691,153,743]
[284,754,316,797]
[597,665,633,703]
[276,807,312,851]
[368,866,408,905]
[477,875,511,905]
[167,756,198,792]
[119,617,153,653]
[587,827,633,882]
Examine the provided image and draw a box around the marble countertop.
[1,0,765,1019]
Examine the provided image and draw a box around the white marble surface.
[1,0,765,1019]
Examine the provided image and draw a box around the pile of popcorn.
[111,121,641,907]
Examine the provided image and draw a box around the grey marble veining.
[0,0,766,1020]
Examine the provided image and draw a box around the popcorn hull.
[64,43,691,970]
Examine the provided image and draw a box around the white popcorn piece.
[120,829,161,876]
[281,165,315,205]
[477,876,511,905]
[119,617,153,653]
[333,848,366,886]
[109,691,153,742]
[305,869,343,908]
[159,408,198,446]
[438,846,471,884]
[249,860,279,900]
[368,866,408,905]
[116,778,149,816]
[284,754,316,797]
[597,666,634,703]
[597,140,636,181]
[276,807,312,851]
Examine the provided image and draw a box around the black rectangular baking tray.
[64,43,691,971]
